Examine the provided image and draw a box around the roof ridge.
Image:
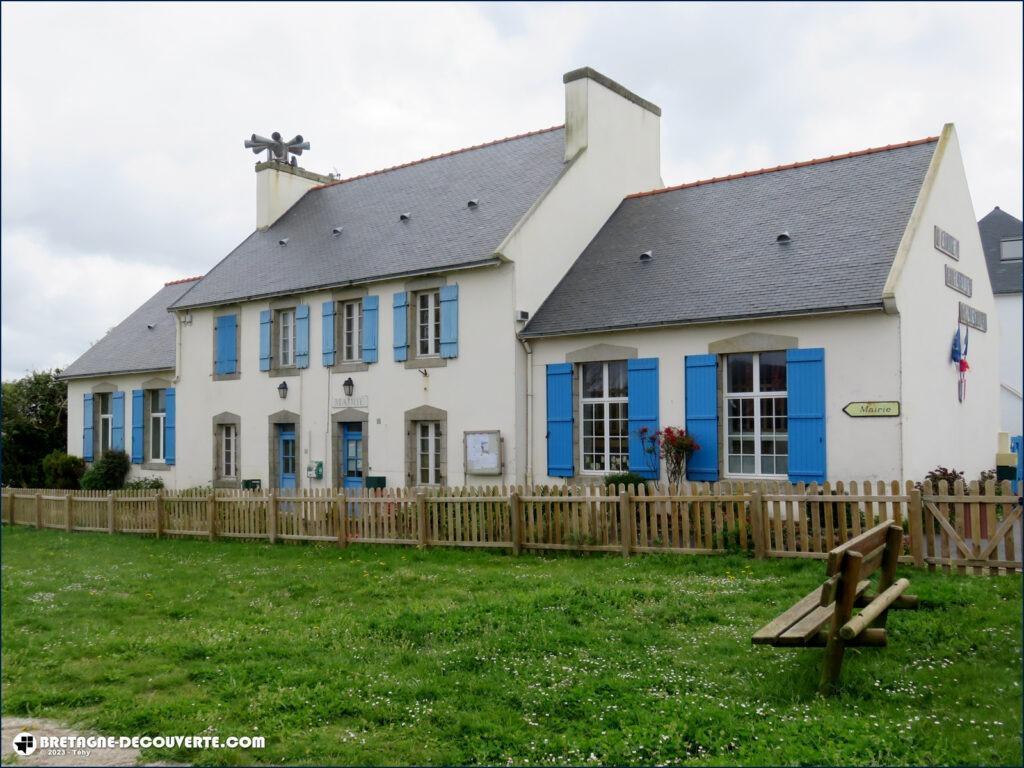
[164,275,204,286]
[626,136,940,200]
[310,125,565,190]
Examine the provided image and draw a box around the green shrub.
[123,477,165,491]
[41,450,86,489]
[80,450,130,490]
[603,472,648,489]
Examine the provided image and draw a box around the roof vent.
[399,213,412,222]
[146,323,155,330]
[467,199,479,208]
[776,232,791,243]
[279,237,290,246]
[639,250,653,262]
[332,226,344,236]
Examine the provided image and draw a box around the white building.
[61,68,1000,490]
[978,207,1022,436]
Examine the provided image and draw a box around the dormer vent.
[639,250,653,262]
[776,232,791,243]
[399,212,412,222]
[467,199,479,208]
[278,237,290,246]
[332,226,344,236]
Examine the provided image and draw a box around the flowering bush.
[642,426,700,485]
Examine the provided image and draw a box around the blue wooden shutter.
[546,363,574,477]
[787,348,826,483]
[215,314,237,375]
[83,393,94,461]
[685,355,719,481]
[321,301,336,366]
[440,284,459,359]
[111,391,125,451]
[131,390,144,464]
[259,310,272,371]
[362,296,379,363]
[393,292,409,362]
[627,358,660,480]
[165,388,176,465]
[295,304,310,368]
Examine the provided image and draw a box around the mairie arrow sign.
[843,401,900,417]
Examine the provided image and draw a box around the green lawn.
[1,527,1020,766]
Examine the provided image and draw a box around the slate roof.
[60,278,201,379]
[522,137,938,337]
[171,126,567,310]
[978,206,1023,295]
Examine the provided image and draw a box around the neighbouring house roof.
[170,126,567,310]
[978,206,1023,295]
[522,137,938,337]
[60,277,202,379]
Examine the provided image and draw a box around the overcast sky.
[2,2,1021,380]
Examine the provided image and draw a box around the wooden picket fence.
[2,480,1020,575]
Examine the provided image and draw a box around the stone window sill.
[141,462,171,472]
[333,361,369,373]
[404,357,447,370]
[268,367,300,378]
[213,372,241,381]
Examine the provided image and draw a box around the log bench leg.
[819,550,864,695]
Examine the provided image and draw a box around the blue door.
[342,423,364,490]
[278,425,297,490]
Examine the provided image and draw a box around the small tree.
[80,450,130,490]
[644,427,700,486]
[42,450,86,489]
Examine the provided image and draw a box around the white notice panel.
[464,431,502,475]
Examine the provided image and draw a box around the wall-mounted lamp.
[277,381,288,399]
[342,377,355,397]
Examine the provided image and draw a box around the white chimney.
[255,160,334,229]
[562,67,662,172]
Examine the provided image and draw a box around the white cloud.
[0,2,1020,379]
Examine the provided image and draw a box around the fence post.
[417,492,428,548]
[750,489,765,559]
[5,489,14,526]
[509,491,522,556]
[65,492,73,532]
[155,490,164,538]
[908,486,924,567]
[619,486,632,558]
[268,490,277,544]
[107,494,115,534]
[34,492,42,529]
[333,489,346,548]
[207,493,217,542]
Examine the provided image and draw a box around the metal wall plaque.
[958,301,987,332]
[944,264,973,297]
[934,225,959,260]
[843,401,900,417]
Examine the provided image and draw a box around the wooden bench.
[752,521,918,694]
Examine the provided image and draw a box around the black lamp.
[277,381,288,399]
[343,377,355,397]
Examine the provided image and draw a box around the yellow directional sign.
[843,401,900,417]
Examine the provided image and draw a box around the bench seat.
[753,579,870,646]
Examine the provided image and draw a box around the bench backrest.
[821,522,903,606]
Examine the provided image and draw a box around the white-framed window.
[278,309,296,367]
[98,393,113,454]
[416,290,441,357]
[341,299,363,362]
[724,351,788,477]
[149,389,166,462]
[417,421,441,485]
[580,361,629,474]
[1001,237,1022,262]
[219,423,237,479]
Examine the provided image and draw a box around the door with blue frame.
[341,422,365,490]
[278,424,297,490]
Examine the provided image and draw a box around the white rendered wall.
[889,125,1000,479]
[172,263,519,490]
[65,371,179,485]
[996,293,1023,434]
[527,311,904,484]
[256,164,322,229]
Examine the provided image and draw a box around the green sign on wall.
[843,401,900,418]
